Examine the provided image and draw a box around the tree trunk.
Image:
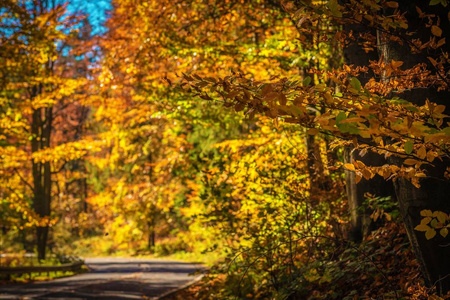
[378,0,450,293]
[148,218,155,249]
[342,22,396,241]
[305,134,330,194]
[394,172,450,293]
[31,100,53,261]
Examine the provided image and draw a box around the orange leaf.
[428,56,438,66]
[391,60,403,68]
[431,25,442,37]
[344,163,355,171]
[362,169,372,180]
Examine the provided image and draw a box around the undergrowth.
[165,221,450,300]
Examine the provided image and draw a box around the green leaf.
[404,140,413,154]
[336,112,347,124]
[405,106,419,112]
[443,127,450,136]
[350,77,361,91]
[328,0,343,17]
[429,0,442,5]
[430,218,438,228]
[303,76,312,86]
[388,97,410,105]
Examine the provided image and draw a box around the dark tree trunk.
[148,218,155,249]
[82,178,88,212]
[342,22,396,241]
[394,173,450,293]
[31,99,53,261]
[378,0,450,293]
[147,152,156,250]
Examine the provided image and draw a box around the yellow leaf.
[420,209,433,217]
[344,163,355,171]
[355,160,366,168]
[425,228,436,240]
[426,151,436,162]
[440,228,448,238]
[431,25,442,37]
[323,93,333,104]
[404,159,419,165]
[434,105,445,114]
[415,224,430,232]
[420,217,432,225]
[433,211,448,223]
[417,146,427,159]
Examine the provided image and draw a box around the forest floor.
[0,257,204,299]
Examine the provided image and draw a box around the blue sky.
[66,0,111,35]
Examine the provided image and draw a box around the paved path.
[0,257,203,299]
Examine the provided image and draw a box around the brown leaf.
[307,128,319,135]
[436,38,446,48]
[385,1,398,8]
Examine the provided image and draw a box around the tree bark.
[305,134,330,194]
[148,218,156,249]
[342,22,396,241]
[31,98,53,261]
[378,0,450,293]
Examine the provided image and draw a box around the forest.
[0,0,449,299]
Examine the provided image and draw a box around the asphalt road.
[0,257,204,299]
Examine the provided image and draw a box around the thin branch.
[12,168,34,192]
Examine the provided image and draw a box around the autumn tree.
[0,0,94,260]
[91,0,305,251]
